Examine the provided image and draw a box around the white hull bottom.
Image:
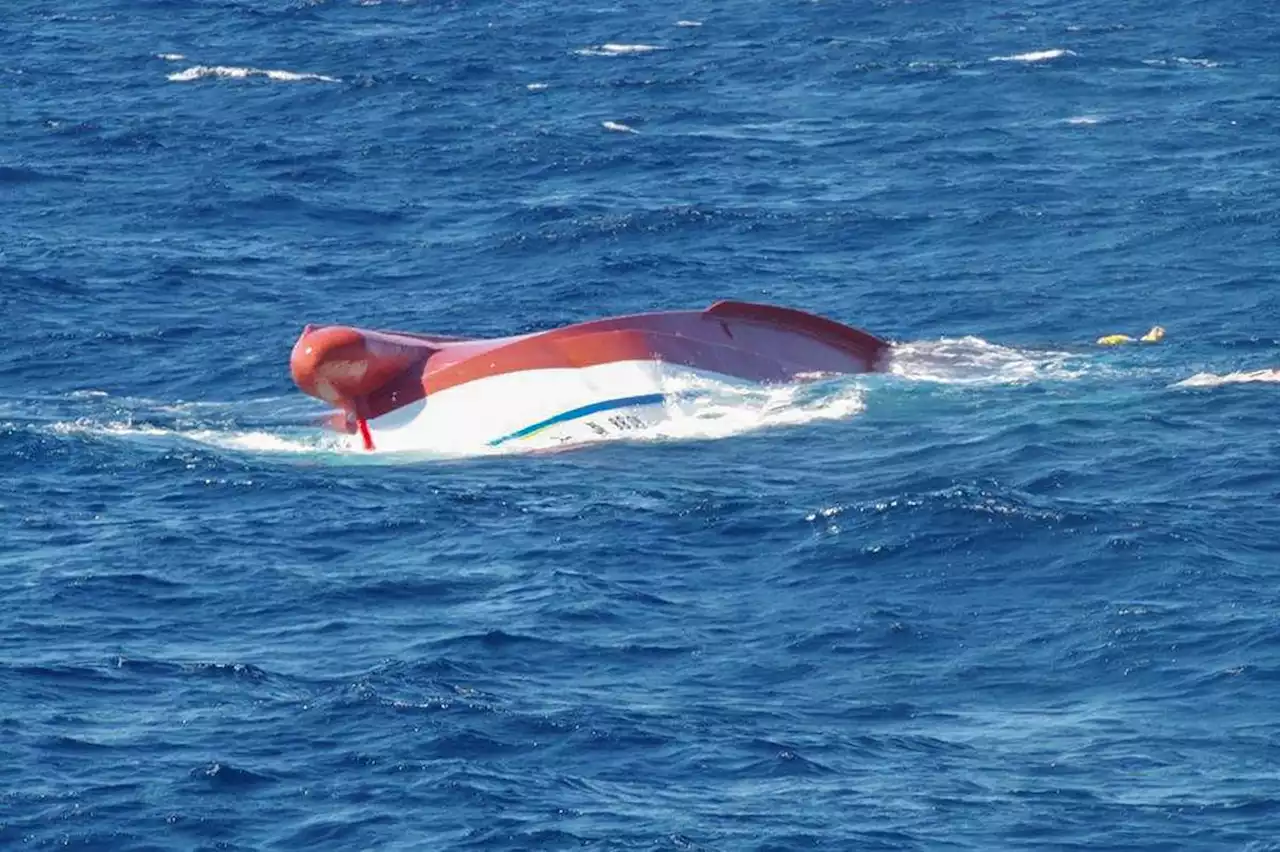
[361,360,756,453]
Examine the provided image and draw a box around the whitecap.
[526,82,549,91]
[1173,369,1280,388]
[46,418,351,454]
[184,429,350,453]
[884,337,1089,385]
[805,506,845,522]
[157,53,186,61]
[575,43,663,57]
[167,65,340,83]
[675,20,702,27]
[602,120,638,134]
[1063,115,1102,125]
[989,48,1075,63]
[1143,57,1220,69]
[49,420,170,439]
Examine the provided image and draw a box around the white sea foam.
[1143,57,1219,69]
[675,20,703,27]
[575,43,663,57]
[1173,369,1280,388]
[602,120,638,134]
[167,65,340,83]
[45,418,349,453]
[29,391,351,455]
[884,337,1089,385]
[526,82,549,92]
[49,420,171,439]
[157,53,186,61]
[989,48,1074,63]
[1064,115,1102,125]
[650,375,866,443]
[185,429,351,453]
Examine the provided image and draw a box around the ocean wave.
[1143,57,1220,69]
[45,418,349,453]
[803,483,1080,543]
[191,761,277,789]
[0,165,68,184]
[14,390,349,455]
[48,419,171,439]
[167,65,340,83]
[1173,369,1280,388]
[989,48,1075,63]
[574,44,664,57]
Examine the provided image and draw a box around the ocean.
[3,0,1279,848]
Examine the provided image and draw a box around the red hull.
[291,301,890,444]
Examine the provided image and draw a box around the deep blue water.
[4,0,1280,848]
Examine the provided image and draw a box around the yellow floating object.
[1097,326,1164,346]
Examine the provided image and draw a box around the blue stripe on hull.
[488,393,666,446]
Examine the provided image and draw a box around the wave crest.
[168,65,339,83]
[1174,369,1280,388]
[989,48,1075,63]
[574,44,664,57]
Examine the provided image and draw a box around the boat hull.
[364,360,757,452]
[290,301,890,451]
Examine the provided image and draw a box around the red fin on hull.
[356,417,375,451]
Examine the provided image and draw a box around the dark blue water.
[4,0,1280,848]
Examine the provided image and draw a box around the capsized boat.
[290,300,891,452]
